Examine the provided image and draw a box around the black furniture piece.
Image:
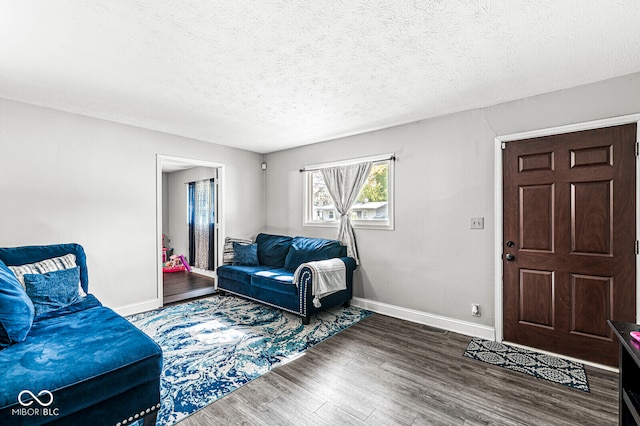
[609,320,640,425]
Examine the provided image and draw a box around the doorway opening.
[157,155,224,305]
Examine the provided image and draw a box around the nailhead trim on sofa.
[116,403,161,426]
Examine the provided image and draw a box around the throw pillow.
[0,260,35,349]
[23,267,83,318]
[223,237,252,265]
[232,242,259,266]
[255,233,293,268]
[284,237,344,271]
[8,253,86,296]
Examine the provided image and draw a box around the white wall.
[162,172,170,236]
[0,98,265,313]
[165,166,218,262]
[264,72,640,334]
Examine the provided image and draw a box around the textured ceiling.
[1,1,640,154]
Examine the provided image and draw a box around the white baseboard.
[114,298,162,316]
[114,295,495,339]
[351,297,495,340]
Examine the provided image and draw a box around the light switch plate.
[470,217,484,229]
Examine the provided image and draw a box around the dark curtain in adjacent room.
[188,178,215,270]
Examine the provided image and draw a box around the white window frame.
[303,153,395,230]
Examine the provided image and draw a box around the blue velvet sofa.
[217,233,356,324]
[0,244,162,426]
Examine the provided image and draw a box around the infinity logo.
[18,390,54,407]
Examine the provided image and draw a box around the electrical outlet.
[470,217,484,229]
[471,304,481,317]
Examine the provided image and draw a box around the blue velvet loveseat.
[217,233,356,324]
[0,244,162,426]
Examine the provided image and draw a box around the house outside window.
[303,156,394,230]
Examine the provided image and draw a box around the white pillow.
[8,253,86,296]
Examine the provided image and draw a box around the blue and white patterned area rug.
[463,337,589,392]
[127,295,372,425]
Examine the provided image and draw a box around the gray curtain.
[193,179,212,269]
[321,161,372,265]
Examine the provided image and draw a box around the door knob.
[505,254,515,261]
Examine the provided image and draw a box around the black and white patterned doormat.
[463,338,589,392]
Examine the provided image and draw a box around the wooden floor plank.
[314,402,368,426]
[256,368,327,413]
[365,408,416,426]
[274,360,378,421]
[177,313,618,425]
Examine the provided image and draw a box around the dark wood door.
[503,123,637,366]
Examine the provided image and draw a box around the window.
[303,157,394,230]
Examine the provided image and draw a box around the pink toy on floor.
[178,255,191,272]
[162,254,190,273]
[163,265,186,273]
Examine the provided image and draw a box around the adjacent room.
[1,1,640,425]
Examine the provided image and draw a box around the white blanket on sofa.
[293,258,346,308]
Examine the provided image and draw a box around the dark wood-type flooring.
[163,271,216,305]
[179,313,618,425]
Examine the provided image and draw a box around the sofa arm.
[296,257,356,291]
[294,257,356,324]
[339,256,357,273]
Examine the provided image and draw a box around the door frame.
[494,113,640,344]
[156,154,225,306]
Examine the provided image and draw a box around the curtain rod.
[299,154,396,173]
[184,178,215,184]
